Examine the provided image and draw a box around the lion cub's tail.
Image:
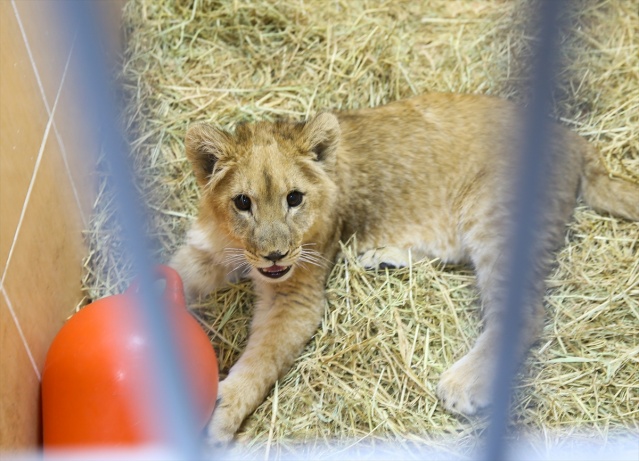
[580,144,639,221]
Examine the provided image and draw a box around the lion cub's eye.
[233,194,252,211]
[286,191,304,207]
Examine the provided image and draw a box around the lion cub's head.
[186,113,341,283]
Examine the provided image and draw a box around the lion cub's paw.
[206,379,243,445]
[436,352,494,415]
[358,247,410,270]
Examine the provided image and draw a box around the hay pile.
[82,0,638,457]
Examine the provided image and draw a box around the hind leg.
[436,210,548,415]
[357,246,415,270]
[436,302,545,414]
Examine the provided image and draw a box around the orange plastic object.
[42,265,218,448]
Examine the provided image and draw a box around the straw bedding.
[82,0,638,457]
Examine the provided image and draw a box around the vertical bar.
[482,1,566,460]
[59,3,202,458]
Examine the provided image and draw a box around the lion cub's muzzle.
[246,247,301,282]
[257,251,292,279]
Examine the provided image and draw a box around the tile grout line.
[1,3,66,287]
[11,0,51,115]
[0,286,42,381]
[52,122,88,229]
[51,33,88,230]
[12,0,87,229]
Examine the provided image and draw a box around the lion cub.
[170,93,639,442]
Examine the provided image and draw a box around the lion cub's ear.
[185,122,232,187]
[302,112,341,167]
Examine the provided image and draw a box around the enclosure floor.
[83,0,638,456]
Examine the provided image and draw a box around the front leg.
[169,224,242,299]
[208,267,327,443]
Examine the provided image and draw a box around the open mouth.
[258,265,291,279]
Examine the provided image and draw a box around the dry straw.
[82,0,638,457]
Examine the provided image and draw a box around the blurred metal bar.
[59,2,202,458]
[482,1,567,460]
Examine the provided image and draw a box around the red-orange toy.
[42,265,218,448]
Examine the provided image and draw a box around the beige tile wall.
[0,0,123,449]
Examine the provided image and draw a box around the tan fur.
[170,93,639,442]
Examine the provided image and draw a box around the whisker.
[297,253,325,268]
[223,247,246,263]
[298,260,320,269]
[228,261,252,276]
[223,248,245,255]
[223,254,246,263]
[223,259,247,268]
[299,247,331,266]
[299,258,322,267]
[296,260,310,271]
[301,250,323,257]
[299,253,321,263]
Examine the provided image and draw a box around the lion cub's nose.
[264,251,288,262]
[264,251,287,262]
